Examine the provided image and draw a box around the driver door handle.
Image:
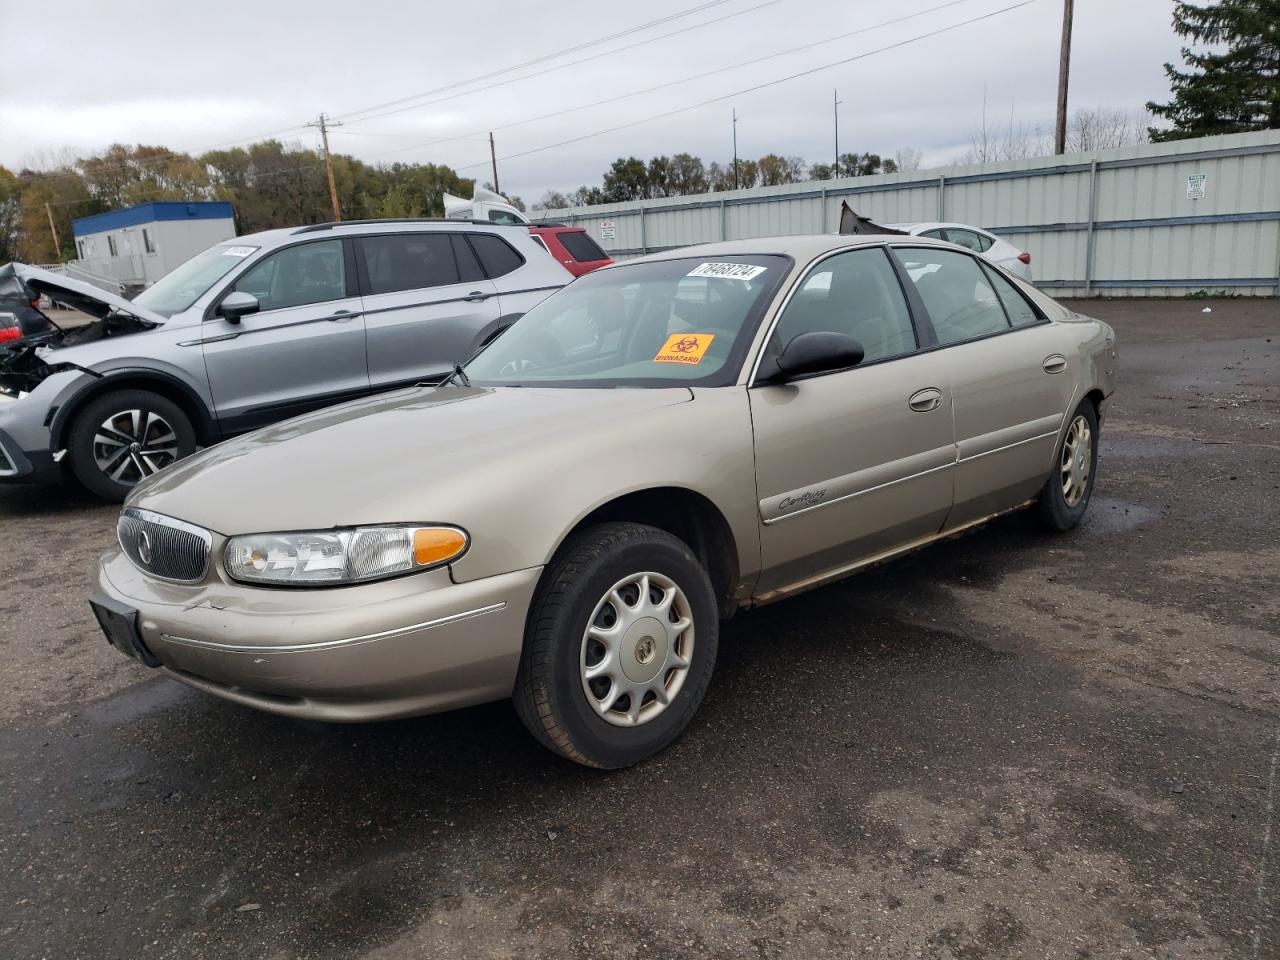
[326,309,361,322]
[908,387,943,412]
[464,290,491,303]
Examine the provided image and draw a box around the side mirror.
[217,291,260,324]
[772,331,865,381]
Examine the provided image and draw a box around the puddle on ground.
[1083,497,1161,535]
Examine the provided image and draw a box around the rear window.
[468,234,524,279]
[359,234,458,294]
[558,231,609,263]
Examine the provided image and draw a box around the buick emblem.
[137,529,153,565]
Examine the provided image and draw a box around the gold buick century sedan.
[92,234,1116,768]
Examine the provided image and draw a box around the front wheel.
[66,390,196,501]
[1035,400,1099,532]
[513,522,719,769]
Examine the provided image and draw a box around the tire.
[513,522,719,769]
[1034,399,1099,532]
[67,389,197,502]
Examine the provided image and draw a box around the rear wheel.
[67,390,196,501]
[513,522,718,769]
[1035,399,1098,532]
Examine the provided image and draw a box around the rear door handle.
[327,309,361,322]
[908,387,943,412]
[1042,354,1067,374]
[464,290,491,303]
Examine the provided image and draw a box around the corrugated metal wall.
[534,130,1280,297]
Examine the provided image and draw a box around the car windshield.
[465,255,788,388]
[131,244,259,317]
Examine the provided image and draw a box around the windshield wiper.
[444,363,471,388]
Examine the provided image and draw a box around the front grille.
[117,508,212,583]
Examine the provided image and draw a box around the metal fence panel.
[535,130,1280,297]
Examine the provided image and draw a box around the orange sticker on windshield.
[653,333,715,365]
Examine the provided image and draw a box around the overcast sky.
[4,0,1184,202]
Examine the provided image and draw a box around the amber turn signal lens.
[413,527,467,567]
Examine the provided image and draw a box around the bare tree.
[1066,107,1152,152]
[893,148,922,173]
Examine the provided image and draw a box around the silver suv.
[0,219,568,500]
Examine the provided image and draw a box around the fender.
[49,368,218,449]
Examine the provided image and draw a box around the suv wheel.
[67,390,196,501]
[514,522,719,769]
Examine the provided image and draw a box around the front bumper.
[95,545,542,722]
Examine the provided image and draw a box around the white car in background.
[887,222,1032,281]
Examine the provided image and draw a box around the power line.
[348,0,984,164]
[332,0,741,125]
[341,0,782,129]
[445,0,1038,175]
[13,0,741,191]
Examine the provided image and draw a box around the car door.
[356,232,501,389]
[469,231,563,322]
[891,245,1075,527]
[748,246,957,596]
[203,238,369,434]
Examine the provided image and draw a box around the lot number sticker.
[654,333,715,365]
[1186,174,1206,200]
[687,262,767,281]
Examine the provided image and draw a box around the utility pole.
[833,89,842,179]
[44,202,61,259]
[1054,0,1074,154]
[732,109,739,190]
[306,113,343,221]
[489,132,500,194]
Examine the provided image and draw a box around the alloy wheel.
[92,409,180,485]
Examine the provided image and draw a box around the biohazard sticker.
[654,333,715,365]
[686,262,767,281]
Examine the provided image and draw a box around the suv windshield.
[465,255,788,388]
[132,244,259,317]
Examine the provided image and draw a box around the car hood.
[0,264,167,394]
[2,263,168,326]
[129,385,695,534]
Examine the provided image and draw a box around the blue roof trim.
[72,201,234,237]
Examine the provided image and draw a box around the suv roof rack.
[292,217,515,235]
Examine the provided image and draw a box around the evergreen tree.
[1147,0,1280,141]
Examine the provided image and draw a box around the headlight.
[223,525,468,586]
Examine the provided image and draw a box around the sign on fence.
[1186,174,1207,200]
[600,219,616,241]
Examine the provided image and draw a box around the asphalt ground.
[1,297,1277,959]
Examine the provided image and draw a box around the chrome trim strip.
[956,429,1059,464]
[159,601,506,654]
[118,508,214,584]
[761,458,955,525]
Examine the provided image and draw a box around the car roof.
[235,219,533,246]
[626,233,956,266]
[888,222,996,236]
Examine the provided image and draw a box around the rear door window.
[894,247,1010,346]
[558,231,609,263]
[358,234,459,294]
[981,263,1042,328]
[943,228,988,252]
[467,234,524,279]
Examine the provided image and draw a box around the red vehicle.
[527,224,613,277]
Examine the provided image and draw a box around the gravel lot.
[1,297,1276,959]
